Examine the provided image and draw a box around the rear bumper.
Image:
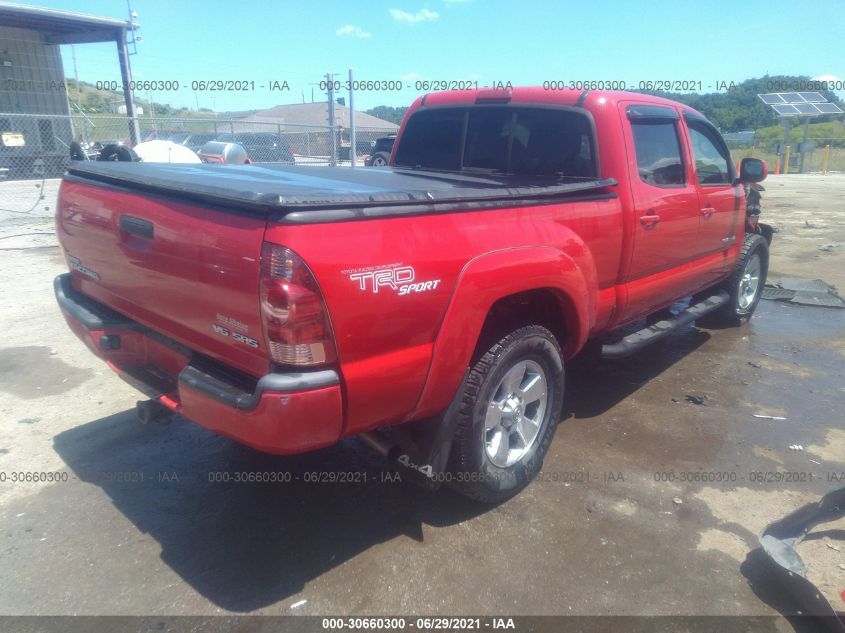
[54,273,344,454]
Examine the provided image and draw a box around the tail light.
[260,243,337,366]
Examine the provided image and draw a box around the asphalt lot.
[0,174,843,628]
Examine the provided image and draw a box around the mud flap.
[758,486,845,631]
[367,371,469,491]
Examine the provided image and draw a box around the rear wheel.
[710,233,769,326]
[370,153,388,166]
[448,325,564,503]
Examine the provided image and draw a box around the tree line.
[366,75,844,133]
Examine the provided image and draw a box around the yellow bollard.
[822,144,831,175]
[783,145,791,175]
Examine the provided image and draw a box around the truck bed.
[65,162,617,223]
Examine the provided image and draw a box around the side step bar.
[601,291,730,359]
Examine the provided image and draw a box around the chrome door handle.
[639,214,660,230]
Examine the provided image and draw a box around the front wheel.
[447,325,564,503]
[711,233,769,326]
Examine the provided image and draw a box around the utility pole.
[349,68,356,167]
[327,72,337,166]
[116,29,139,144]
[71,45,81,109]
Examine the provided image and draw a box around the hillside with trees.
[366,75,843,134]
[637,74,843,132]
[363,105,408,125]
[65,79,193,115]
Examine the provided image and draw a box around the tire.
[448,325,564,503]
[98,144,139,162]
[710,233,769,326]
[370,152,388,167]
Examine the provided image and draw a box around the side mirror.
[739,157,767,183]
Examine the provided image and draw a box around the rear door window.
[630,120,686,186]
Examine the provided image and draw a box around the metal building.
[0,2,136,178]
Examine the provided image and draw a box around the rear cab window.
[393,106,597,178]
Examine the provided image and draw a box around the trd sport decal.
[343,264,440,295]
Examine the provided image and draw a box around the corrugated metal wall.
[0,25,69,115]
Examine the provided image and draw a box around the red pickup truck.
[54,88,769,502]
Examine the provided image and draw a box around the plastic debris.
[760,487,845,620]
[762,277,845,308]
[290,599,307,609]
[789,445,804,451]
[685,394,707,405]
[672,497,683,505]
[753,414,787,420]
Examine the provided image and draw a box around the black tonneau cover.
[65,162,617,224]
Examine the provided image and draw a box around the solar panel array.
[758,92,843,117]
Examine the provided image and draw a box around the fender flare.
[409,245,596,420]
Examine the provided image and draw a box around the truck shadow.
[53,411,487,612]
[565,325,712,420]
[51,324,713,612]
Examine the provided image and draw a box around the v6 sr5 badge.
[344,264,440,296]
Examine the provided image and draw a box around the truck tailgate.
[57,179,269,377]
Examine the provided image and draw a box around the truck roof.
[410,87,704,117]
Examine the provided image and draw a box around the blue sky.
[31,0,845,113]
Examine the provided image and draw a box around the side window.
[687,122,731,185]
[630,120,685,186]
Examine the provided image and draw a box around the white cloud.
[444,0,473,4]
[389,8,439,24]
[336,24,372,38]
[400,72,423,81]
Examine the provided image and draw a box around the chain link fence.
[0,112,396,211]
[0,112,395,251]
